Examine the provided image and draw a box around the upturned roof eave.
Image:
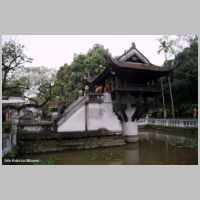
[112,60,174,73]
[88,53,174,85]
[87,67,112,85]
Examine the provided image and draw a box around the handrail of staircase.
[57,96,86,126]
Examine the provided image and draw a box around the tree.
[53,44,107,105]
[13,66,56,108]
[2,40,57,116]
[162,36,198,117]
[158,36,178,118]
[173,38,197,102]
[158,40,171,118]
[2,40,33,91]
[158,35,196,58]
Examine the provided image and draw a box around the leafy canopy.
[53,44,107,104]
[162,36,198,113]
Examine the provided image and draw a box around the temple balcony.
[113,83,161,94]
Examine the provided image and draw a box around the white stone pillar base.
[125,135,139,143]
[122,121,138,143]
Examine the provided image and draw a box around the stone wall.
[18,130,125,154]
[57,93,122,133]
[57,105,86,132]
[18,120,53,133]
[2,126,17,157]
[87,103,122,132]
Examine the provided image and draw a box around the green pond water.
[14,129,198,165]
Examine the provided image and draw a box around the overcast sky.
[2,35,166,69]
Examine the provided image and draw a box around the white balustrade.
[138,118,198,128]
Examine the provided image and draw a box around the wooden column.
[115,91,128,122]
[115,74,119,89]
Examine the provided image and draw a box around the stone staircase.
[57,96,86,127]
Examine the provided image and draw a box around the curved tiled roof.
[112,60,174,73]
[88,48,174,85]
[103,52,174,72]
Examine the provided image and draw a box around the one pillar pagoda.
[88,43,173,142]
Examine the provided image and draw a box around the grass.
[5,147,19,158]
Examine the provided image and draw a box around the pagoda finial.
[132,42,136,48]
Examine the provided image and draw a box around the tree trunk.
[161,78,167,118]
[164,52,175,118]
[2,70,8,92]
[168,76,175,118]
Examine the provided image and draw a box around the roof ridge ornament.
[132,42,136,48]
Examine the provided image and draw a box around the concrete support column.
[122,121,138,143]
[120,94,139,143]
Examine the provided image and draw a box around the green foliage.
[162,37,198,113]
[2,40,56,111]
[4,65,56,112]
[2,40,33,90]
[51,107,58,112]
[53,44,107,105]
[158,39,175,56]
[14,66,56,100]
[3,119,17,126]
[2,119,17,133]
[42,104,51,117]
[155,111,163,118]
[158,35,196,59]
[6,147,19,158]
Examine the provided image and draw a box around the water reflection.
[138,130,197,165]
[17,129,198,165]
